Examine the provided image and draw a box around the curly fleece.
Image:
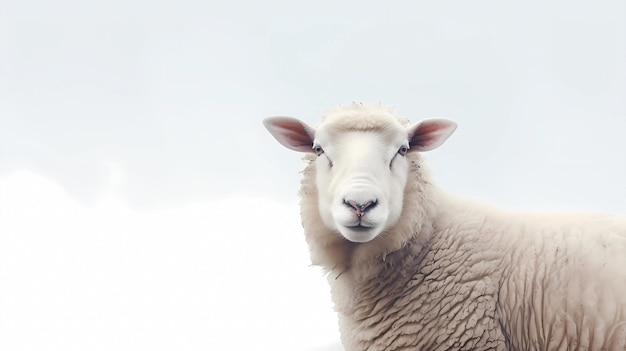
[294,105,626,351]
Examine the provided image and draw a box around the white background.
[1,1,625,350]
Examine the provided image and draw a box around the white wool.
[264,104,626,351]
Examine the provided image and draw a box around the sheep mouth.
[344,216,377,228]
[339,224,381,243]
[335,213,382,242]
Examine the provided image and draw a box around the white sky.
[1,1,625,350]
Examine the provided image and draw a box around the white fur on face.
[314,128,411,243]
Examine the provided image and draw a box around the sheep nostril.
[344,199,377,217]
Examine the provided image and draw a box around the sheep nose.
[344,199,377,217]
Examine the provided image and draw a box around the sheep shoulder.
[495,211,626,350]
[331,195,626,350]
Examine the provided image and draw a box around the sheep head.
[264,105,457,245]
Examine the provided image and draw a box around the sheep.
[263,103,626,351]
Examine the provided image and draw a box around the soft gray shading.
[1,0,624,210]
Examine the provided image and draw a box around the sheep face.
[312,126,410,242]
[264,106,456,243]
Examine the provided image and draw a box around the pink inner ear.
[412,123,443,146]
[409,119,457,152]
[264,117,316,153]
[274,120,313,149]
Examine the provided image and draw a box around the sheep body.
[264,103,626,351]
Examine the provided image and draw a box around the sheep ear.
[407,118,457,152]
[263,117,316,153]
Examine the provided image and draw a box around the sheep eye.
[398,145,409,156]
[313,145,324,156]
